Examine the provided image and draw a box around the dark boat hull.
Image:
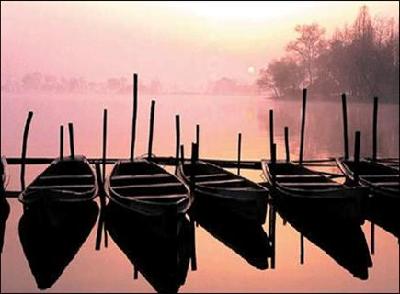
[262,161,365,223]
[177,161,268,224]
[19,156,97,206]
[107,159,191,238]
[336,158,399,200]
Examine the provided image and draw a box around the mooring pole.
[196,124,200,158]
[354,131,361,181]
[372,97,378,161]
[68,122,75,159]
[175,115,180,172]
[20,111,33,190]
[190,218,198,271]
[95,163,107,251]
[341,94,349,160]
[300,234,304,264]
[299,88,307,164]
[284,127,290,163]
[237,133,242,175]
[130,73,138,161]
[102,109,108,183]
[269,109,274,160]
[190,143,198,192]
[60,125,64,159]
[370,222,375,255]
[147,100,155,159]
[268,204,276,269]
[180,145,185,165]
[271,143,277,165]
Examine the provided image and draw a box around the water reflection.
[1,158,10,254]
[190,195,273,269]
[105,202,194,293]
[273,196,372,280]
[366,196,399,241]
[18,200,99,289]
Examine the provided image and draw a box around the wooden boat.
[189,195,272,269]
[19,199,99,289]
[106,159,191,236]
[177,160,268,224]
[105,201,192,293]
[336,158,399,199]
[19,155,97,207]
[261,160,364,221]
[274,196,372,280]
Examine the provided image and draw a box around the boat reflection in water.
[366,195,399,242]
[105,201,194,293]
[190,195,274,270]
[18,199,99,289]
[273,193,372,280]
[1,157,10,254]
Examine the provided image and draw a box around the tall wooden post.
[147,100,155,159]
[269,109,274,160]
[372,97,378,161]
[354,131,361,181]
[354,131,361,164]
[237,133,242,175]
[271,143,277,165]
[284,127,290,163]
[299,88,307,164]
[190,143,198,192]
[175,115,180,171]
[196,124,200,158]
[180,145,185,164]
[20,111,33,190]
[130,73,138,161]
[341,94,349,160]
[102,109,108,183]
[68,122,75,159]
[60,125,64,159]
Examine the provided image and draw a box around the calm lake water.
[1,92,399,292]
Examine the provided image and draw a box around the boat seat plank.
[111,174,171,180]
[279,182,341,187]
[113,182,183,189]
[361,174,399,178]
[194,173,230,179]
[29,185,94,189]
[124,194,188,200]
[40,174,93,180]
[275,174,325,178]
[195,178,245,185]
[372,182,400,187]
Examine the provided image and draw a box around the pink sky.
[1,1,398,91]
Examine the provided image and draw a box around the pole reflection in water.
[18,200,99,289]
[365,193,399,243]
[272,194,372,280]
[105,201,194,293]
[189,195,273,269]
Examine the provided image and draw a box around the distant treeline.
[1,74,163,95]
[257,6,399,103]
[1,74,259,96]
